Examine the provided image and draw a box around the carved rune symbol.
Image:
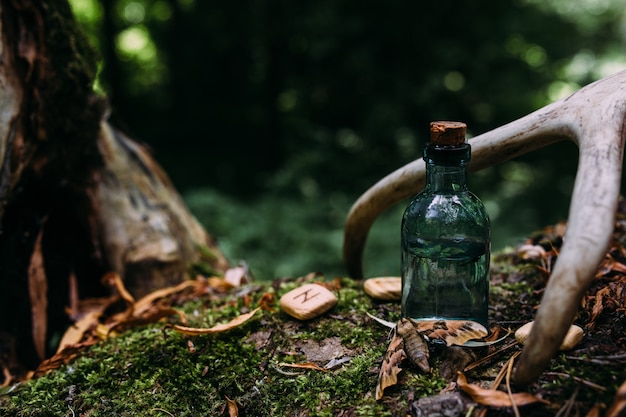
[293,288,320,304]
[279,283,338,320]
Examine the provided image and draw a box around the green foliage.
[67,0,626,280]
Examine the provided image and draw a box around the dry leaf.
[28,228,47,361]
[456,372,548,408]
[606,379,626,417]
[376,333,406,400]
[58,295,121,352]
[587,287,611,329]
[277,362,328,372]
[397,318,430,372]
[225,396,239,417]
[365,311,396,329]
[132,279,200,316]
[172,307,260,335]
[102,272,135,317]
[56,310,103,353]
[109,307,185,334]
[413,319,488,346]
[224,265,250,287]
[35,339,100,377]
[208,276,236,292]
[258,292,276,312]
[584,403,603,417]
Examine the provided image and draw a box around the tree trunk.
[0,0,229,370]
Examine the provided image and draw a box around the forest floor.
[0,215,625,416]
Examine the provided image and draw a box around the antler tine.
[513,72,626,386]
[343,70,626,385]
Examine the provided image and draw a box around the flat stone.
[363,277,401,301]
[279,283,338,320]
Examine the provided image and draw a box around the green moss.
[0,278,395,416]
[2,256,624,416]
[190,244,223,277]
[404,372,448,398]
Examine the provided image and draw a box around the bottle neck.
[426,164,468,192]
[423,143,470,193]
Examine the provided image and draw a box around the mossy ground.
[1,242,625,416]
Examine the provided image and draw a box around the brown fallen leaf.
[413,319,488,347]
[587,287,611,329]
[171,307,261,335]
[376,333,406,400]
[207,276,236,293]
[132,279,201,317]
[57,294,121,352]
[258,292,276,312]
[35,339,100,377]
[56,310,103,354]
[109,307,186,334]
[456,372,548,408]
[28,228,47,361]
[225,395,239,417]
[102,272,135,317]
[584,403,603,417]
[277,362,328,372]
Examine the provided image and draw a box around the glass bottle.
[401,121,490,326]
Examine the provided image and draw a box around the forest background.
[69,0,626,279]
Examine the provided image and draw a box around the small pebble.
[279,283,338,320]
[363,277,401,301]
[515,321,583,351]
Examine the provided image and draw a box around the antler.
[343,70,626,386]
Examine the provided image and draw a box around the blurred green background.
[70,0,626,279]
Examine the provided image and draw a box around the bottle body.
[401,140,490,326]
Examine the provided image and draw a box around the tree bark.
[0,0,229,369]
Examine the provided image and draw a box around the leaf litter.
[370,205,626,414]
[3,209,626,415]
[20,267,269,381]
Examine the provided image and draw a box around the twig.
[565,353,626,365]
[505,351,522,417]
[554,385,579,417]
[474,350,521,417]
[464,340,518,372]
[492,356,510,389]
[544,372,607,392]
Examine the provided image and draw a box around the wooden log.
[0,0,229,369]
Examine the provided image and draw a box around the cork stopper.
[429,121,467,145]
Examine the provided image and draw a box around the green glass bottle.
[401,121,490,326]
